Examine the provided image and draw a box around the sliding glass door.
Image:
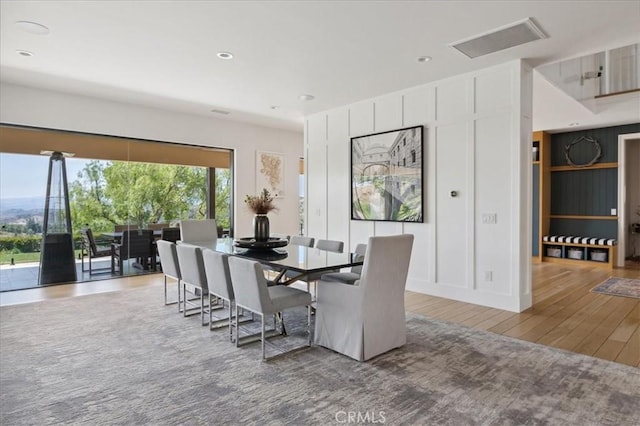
[0,125,233,291]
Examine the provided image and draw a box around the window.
[0,125,233,291]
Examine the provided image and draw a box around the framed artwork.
[351,125,423,222]
[256,151,285,198]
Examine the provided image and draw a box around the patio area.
[0,258,159,292]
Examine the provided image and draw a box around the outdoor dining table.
[101,230,163,272]
[101,230,163,241]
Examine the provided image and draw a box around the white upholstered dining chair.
[179,219,218,246]
[320,242,367,285]
[202,248,236,339]
[156,240,181,307]
[314,234,414,361]
[176,243,210,325]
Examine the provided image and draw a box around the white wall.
[626,139,640,258]
[305,60,533,312]
[0,83,303,238]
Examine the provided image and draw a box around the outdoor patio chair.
[160,227,181,243]
[80,227,112,275]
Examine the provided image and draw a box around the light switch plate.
[482,213,497,224]
[611,208,617,216]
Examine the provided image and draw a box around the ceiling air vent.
[450,18,546,59]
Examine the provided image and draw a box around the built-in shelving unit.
[541,240,617,269]
[550,215,618,220]
[532,127,628,269]
[549,162,617,172]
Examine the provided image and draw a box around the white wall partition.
[305,60,533,312]
[0,83,303,239]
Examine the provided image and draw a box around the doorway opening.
[617,132,640,267]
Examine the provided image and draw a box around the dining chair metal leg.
[229,300,233,342]
[235,304,240,347]
[163,277,179,306]
[261,314,266,361]
[183,284,188,318]
[164,276,168,305]
[201,293,205,326]
[307,305,312,346]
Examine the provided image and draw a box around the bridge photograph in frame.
[351,125,423,223]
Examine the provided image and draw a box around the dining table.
[183,237,362,338]
[191,237,363,286]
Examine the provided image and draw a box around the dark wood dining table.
[101,230,163,241]
[101,230,163,272]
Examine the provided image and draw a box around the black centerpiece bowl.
[234,237,288,250]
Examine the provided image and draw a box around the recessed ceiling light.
[210,109,230,115]
[216,51,233,60]
[569,122,580,127]
[298,94,315,101]
[15,21,50,35]
[16,50,33,57]
[417,56,432,62]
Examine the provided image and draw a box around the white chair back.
[360,235,413,294]
[179,219,218,244]
[202,249,233,301]
[176,244,208,292]
[316,239,344,253]
[156,240,181,280]
[290,235,314,247]
[227,256,273,314]
[351,243,367,274]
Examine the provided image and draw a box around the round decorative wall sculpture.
[564,136,602,167]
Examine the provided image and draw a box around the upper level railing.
[537,43,639,111]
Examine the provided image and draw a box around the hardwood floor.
[2,261,638,367]
[406,261,640,367]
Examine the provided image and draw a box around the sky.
[0,153,91,199]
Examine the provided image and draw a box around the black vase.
[253,214,270,242]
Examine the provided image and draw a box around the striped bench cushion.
[543,235,617,246]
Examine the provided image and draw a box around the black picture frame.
[351,125,424,223]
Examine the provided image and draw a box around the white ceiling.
[1,1,639,133]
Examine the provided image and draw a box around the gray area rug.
[590,277,640,299]
[1,286,639,426]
